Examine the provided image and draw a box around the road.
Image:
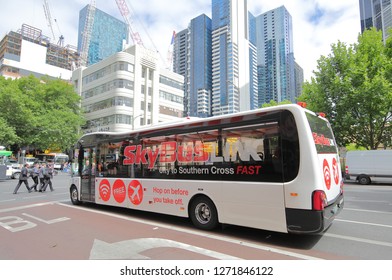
[0,173,391,260]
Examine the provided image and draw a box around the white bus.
[36,153,69,169]
[69,104,344,234]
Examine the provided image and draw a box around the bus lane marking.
[22,213,70,224]
[58,202,322,260]
[0,201,70,233]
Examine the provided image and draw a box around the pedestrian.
[38,163,46,192]
[41,162,54,192]
[30,162,40,191]
[13,163,31,194]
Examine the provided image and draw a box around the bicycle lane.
[0,201,335,260]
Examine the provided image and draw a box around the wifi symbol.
[323,159,331,190]
[99,179,111,201]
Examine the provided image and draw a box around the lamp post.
[132,114,143,130]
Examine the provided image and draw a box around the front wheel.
[189,196,218,230]
[70,186,81,205]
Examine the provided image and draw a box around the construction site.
[0,23,79,73]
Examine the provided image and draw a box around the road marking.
[22,213,70,224]
[90,238,242,260]
[324,233,392,248]
[0,201,66,213]
[343,207,392,215]
[58,202,322,260]
[335,218,392,228]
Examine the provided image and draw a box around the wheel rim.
[194,202,211,225]
[71,188,78,202]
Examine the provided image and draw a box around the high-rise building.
[78,5,128,66]
[255,6,297,104]
[359,0,392,42]
[173,14,212,118]
[211,0,258,115]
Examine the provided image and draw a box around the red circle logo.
[323,159,331,190]
[332,157,339,185]
[112,179,126,203]
[99,179,111,201]
[128,180,143,205]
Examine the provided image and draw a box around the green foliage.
[0,75,85,152]
[261,99,292,108]
[299,28,392,150]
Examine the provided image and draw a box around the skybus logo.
[123,140,264,169]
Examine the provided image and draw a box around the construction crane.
[80,0,96,66]
[42,0,64,46]
[115,0,144,47]
[42,0,56,42]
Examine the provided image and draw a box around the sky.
[0,0,361,81]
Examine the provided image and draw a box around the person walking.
[13,163,31,194]
[41,162,54,192]
[38,163,46,192]
[29,162,40,191]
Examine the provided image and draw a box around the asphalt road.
[0,173,391,260]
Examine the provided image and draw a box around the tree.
[0,75,85,152]
[261,99,292,108]
[299,28,392,150]
[0,117,18,146]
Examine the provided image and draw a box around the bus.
[69,104,344,234]
[36,153,69,170]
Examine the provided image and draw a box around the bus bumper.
[286,193,344,234]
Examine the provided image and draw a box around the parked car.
[6,165,21,179]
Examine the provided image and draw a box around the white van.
[346,150,392,185]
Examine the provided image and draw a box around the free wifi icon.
[99,179,111,201]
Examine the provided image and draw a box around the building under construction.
[0,24,79,80]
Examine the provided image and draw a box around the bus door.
[79,147,96,202]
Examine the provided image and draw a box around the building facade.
[0,24,78,80]
[359,0,392,42]
[78,5,128,66]
[72,45,184,133]
[211,0,258,115]
[173,14,212,118]
[255,6,297,104]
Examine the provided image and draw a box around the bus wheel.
[358,175,371,185]
[70,186,81,205]
[190,196,218,230]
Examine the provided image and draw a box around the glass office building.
[359,0,392,42]
[255,6,296,104]
[211,0,258,115]
[78,5,128,66]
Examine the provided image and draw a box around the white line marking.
[335,218,392,228]
[324,233,392,248]
[0,201,67,213]
[343,207,392,215]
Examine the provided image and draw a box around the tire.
[358,175,371,185]
[189,196,218,230]
[70,186,81,205]
[12,172,20,179]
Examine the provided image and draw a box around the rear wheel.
[358,175,371,185]
[70,186,81,205]
[189,196,218,230]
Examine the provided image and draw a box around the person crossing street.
[13,163,31,194]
